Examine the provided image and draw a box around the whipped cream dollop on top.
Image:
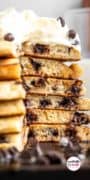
[0,8,38,44]
[0,8,81,51]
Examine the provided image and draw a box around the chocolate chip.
[45,151,62,164]
[72,40,79,45]
[26,111,38,124]
[33,44,49,54]
[49,128,59,136]
[58,97,76,108]
[40,99,51,108]
[72,112,89,125]
[31,80,36,86]
[37,78,45,87]
[68,29,76,39]
[30,59,41,71]
[4,33,15,41]
[31,78,45,87]
[68,47,72,54]
[24,99,31,107]
[71,86,81,95]
[52,85,58,91]
[28,130,35,138]
[57,17,65,27]
[0,135,8,143]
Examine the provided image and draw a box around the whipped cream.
[27,17,81,52]
[0,8,81,52]
[0,8,38,44]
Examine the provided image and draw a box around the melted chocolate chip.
[28,130,35,138]
[52,85,58,91]
[31,78,45,87]
[58,97,76,108]
[68,47,72,54]
[26,111,38,124]
[71,86,81,95]
[72,112,89,125]
[57,17,65,27]
[24,99,31,107]
[30,59,41,71]
[31,80,35,86]
[40,99,51,108]
[0,135,8,143]
[49,128,59,136]
[68,29,76,39]
[72,40,79,45]
[33,44,49,54]
[4,33,15,41]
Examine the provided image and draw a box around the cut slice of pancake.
[26,109,90,125]
[29,124,90,142]
[25,94,90,110]
[22,43,81,61]
[0,100,25,116]
[0,81,25,100]
[20,56,83,79]
[0,115,25,134]
[23,76,85,96]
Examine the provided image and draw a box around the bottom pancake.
[29,124,90,142]
[0,127,29,152]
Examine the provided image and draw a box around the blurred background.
[0,0,82,17]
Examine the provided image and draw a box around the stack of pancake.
[0,41,28,151]
[21,15,90,143]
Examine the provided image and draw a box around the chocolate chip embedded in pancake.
[72,112,89,125]
[58,97,77,108]
[69,80,82,95]
[48,128,59,137]
[0,135,8,143]
[39,99,52,108]
[65,128,77,139]
[26,111,38,124]
[31,78,45,87]
[33,44,49,54]
[30,58,42,71]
